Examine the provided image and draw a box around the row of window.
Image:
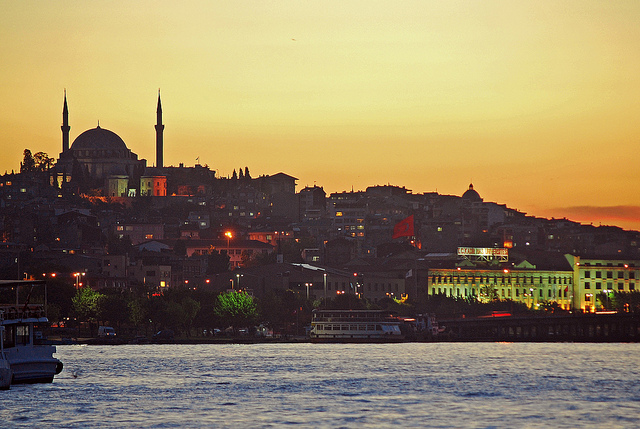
[326,282,400,293]
[431,287,570,299]
[336,224,365,230]
[315,324,382,331]
[582,262,636,267]
[583,270,636,279]
[584,282,635,291]
[227,211,255,217]
[431,275,572,285]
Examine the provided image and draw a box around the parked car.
[98,326,116,337]
[152,329,174,340]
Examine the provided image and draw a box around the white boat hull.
[310,309,405,342]
[1,280,64,384]
[5,345,63,384]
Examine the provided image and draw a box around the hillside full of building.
[2,93,639,316]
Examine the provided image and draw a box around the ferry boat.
[0,280,63,384]
[309,309,404,342]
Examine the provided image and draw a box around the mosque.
[54,92,166,197]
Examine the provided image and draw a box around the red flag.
[393,215,414,239]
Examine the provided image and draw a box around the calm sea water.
[1,343,639,428]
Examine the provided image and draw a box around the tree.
[127,298,147,334]
[213,291,258,332]
[72,287,104,320]
[20,149,35,173]
[242,249,276,268]
[33,152,54,171]
[206,250,230,274]
[99,293,128,328]
[181,297,201,337]
[72,286,105,335]
[244,166,251,179]
[258,289,307,336]
[479,285,499,302]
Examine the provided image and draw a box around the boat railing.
[312,316,398,323]
[0,304,45,320]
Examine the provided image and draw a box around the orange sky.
[1,1,639,230]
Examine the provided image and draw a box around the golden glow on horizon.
[1,1,640,229]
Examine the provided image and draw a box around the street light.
[305,282,311,300]
[74,272,85,289]
[323,273,327,306]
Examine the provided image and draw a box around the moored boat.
[0,323,11,389]
[0,280,63,384]
[310,309,404,342]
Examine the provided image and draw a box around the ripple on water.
[1,343,640,428]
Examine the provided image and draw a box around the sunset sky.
[1,1,639,229]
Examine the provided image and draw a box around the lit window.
[335,211,343,217]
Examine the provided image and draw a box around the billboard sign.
[457,247,508,260]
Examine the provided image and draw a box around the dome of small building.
[70,126,128,151]
[462,183,482,202]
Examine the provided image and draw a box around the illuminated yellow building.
[426,248,574,310]
[566,255,640,312]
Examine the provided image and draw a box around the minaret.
[61,90,70,152]
[155,90,164,168]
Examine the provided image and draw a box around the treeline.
[37,280,640,339]
[47,281,312,338]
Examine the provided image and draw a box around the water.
[1,343,640,428]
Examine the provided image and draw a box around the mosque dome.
[462,183,482,202]
[70,126,128,152]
